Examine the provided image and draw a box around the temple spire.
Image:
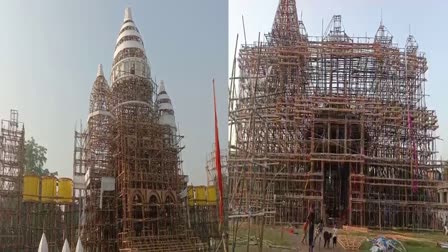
[270,0,305,45]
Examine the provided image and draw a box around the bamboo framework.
[228,0,447,230]
[72,125,87,249]
[0,110,24,250]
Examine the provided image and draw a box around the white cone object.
[38,233,48,252]
[62,239,70,252]
[75,237,84,252]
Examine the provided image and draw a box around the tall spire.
[111,7,152,103]
[270,0,306,45]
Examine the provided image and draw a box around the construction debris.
[369,236,406,252]
[338,235,365,251]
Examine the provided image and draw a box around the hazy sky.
[229,0,448,159]
[0,0,228,185]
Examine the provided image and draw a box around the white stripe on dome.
[113,40,145,58]
[159,103,174,111]
[87,110,114,123]
[157,93,170,100]
[112,100,150,111]
[116,29,142,44]
[120,21,137,32]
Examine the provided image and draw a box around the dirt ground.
[231,224,347,252]
[230,224,448,251]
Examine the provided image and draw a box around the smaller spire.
[124,7,132,22]
[75,238,84,252]
[159,80,166,93]
[97,64,104,77]
[62,239,70,252]
[38,233,48,252]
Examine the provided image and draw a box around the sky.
[229,0,448,160]
[0,0,228,185]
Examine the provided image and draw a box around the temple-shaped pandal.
[73,7,203,251]
[228,0,448,230]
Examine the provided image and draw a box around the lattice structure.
[0,110,24,251]
[228,0,447,230]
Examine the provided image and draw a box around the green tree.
[24,137,57,176]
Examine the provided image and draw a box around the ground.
[229,223,448,251]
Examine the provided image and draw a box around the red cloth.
[213,80,224,223]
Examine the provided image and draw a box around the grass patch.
[402,240,444,252]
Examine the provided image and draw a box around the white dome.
[156,81,177,130]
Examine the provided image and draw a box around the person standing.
[302,207,314,245]
[308,219,315,252]
[307,208,315,252]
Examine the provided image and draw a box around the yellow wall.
[23,175,40,202]
[41,176,57,203]
[187,185,218,206]
[58,178,73,204]
[206,185,217,205]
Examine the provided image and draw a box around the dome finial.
[97,64,104,77]
[124,7,132,22]
[159,80,166,93]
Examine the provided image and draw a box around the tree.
[24,137,57,176]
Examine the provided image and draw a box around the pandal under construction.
[72,7,205,251]
[228,0,448,230]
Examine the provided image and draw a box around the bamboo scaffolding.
[228,0,447,231]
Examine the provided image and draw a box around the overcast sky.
[229,0,448,159]
[0,0,228,185]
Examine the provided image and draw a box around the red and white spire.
[157,81,177,132]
